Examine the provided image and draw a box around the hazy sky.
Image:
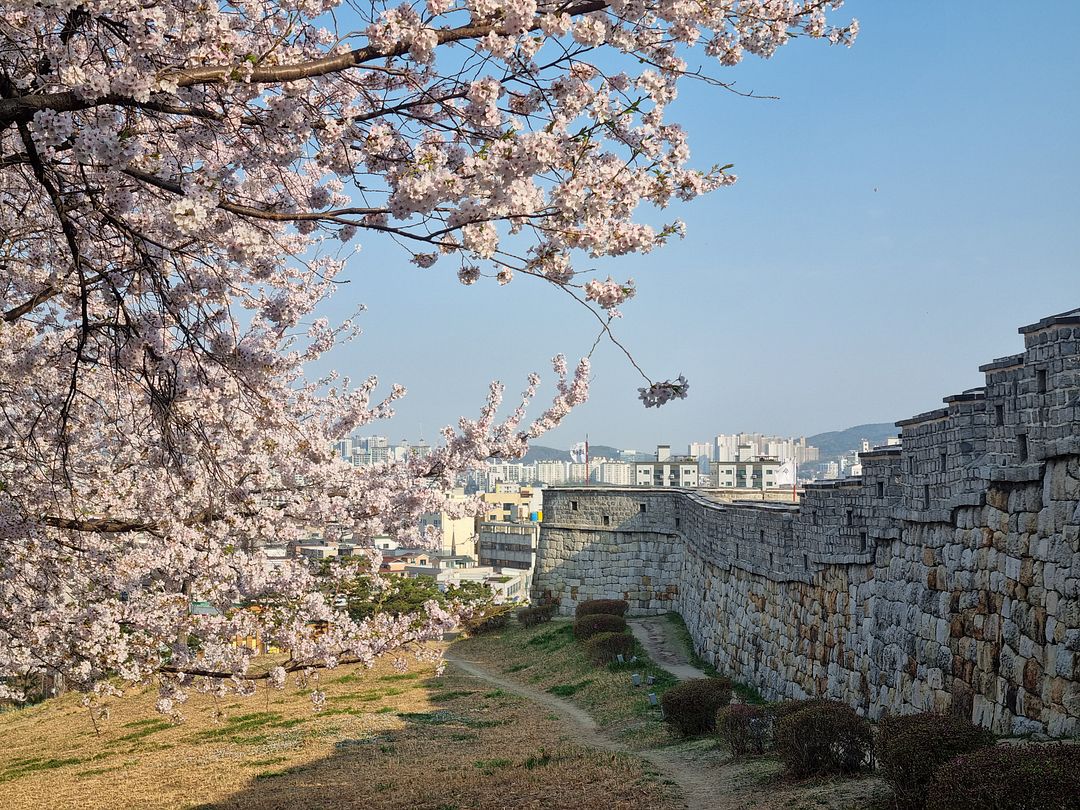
[314,1,1080,452]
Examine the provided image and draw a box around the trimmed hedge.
[575,599,629,618]
[660,678,733,736]
[879,713,995,810]
[716,703,773,755]
[573,613,627,640]
[517,604,556,627]
[926,743,1080,810]
[774,699,872,777]
[583,631,637,664]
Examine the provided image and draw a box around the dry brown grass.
[0,645,675,810]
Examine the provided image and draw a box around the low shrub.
[464,608,511,635]
[517,605,556,627]
[716,703,773,755]
[573,613,627,640]
[774,699,872,777]
[660,678,733,736]
[582,632,637,665]
[927,743,1080,810]
[879,712,995,810]
[575,599,629,618]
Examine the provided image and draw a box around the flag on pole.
[774,458,797,487]
[570,441,587,463]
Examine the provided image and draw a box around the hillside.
[0,647,671,810]
[806,422,898,459]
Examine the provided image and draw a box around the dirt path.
[628,617,709,680]
[445,650,729,810]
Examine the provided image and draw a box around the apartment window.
[876,481,885,499]
[570,500,578,512]
[602,515,610,526]
[1037,369,1048,394]
[1017,433,1028,463]
[995,403,1005,427]
[923,484,931,509]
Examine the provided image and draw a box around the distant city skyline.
[310,1,1080,450]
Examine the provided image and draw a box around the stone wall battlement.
[533,309,1080,736]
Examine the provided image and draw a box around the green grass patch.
[526,624,573,650]
[193,711,309,743]
[1,754,108,784]
[379,673,420,682]
[107,718,173,744]
[329,673,363,684]
[547,679,593,697]
[327,687,403,703]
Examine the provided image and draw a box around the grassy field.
[454,618,682,750]
[0,646,675,810]
[453,616,892,810]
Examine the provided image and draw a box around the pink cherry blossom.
[0,0,855,708]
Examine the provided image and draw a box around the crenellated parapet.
[533,309,1080,737]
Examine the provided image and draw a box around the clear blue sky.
[314,1,1079,451]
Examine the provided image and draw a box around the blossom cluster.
[638,375,690,408]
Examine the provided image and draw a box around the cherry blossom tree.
[0,0,856,710]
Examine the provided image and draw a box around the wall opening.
[845,509,853,527]
[602,515,610,526]
[570,500,578,511]
[995,403,1005,426]
[1037,368,1048,394]
[860,531,868,552]
[1017,433,1028,462]
[877,481,885,499]
[923,484,931,509]
[674,517,681,530]
[940,452,948,475]
[639,503,646,513]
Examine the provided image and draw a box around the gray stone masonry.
[533,309,1080,736]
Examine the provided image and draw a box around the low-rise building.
[476,521,538,571]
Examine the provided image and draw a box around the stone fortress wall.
[533,310,1080,736]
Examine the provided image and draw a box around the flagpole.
[585,434,590,487]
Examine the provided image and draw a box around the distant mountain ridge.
[520,444,632,463]
[806,422,898,459]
